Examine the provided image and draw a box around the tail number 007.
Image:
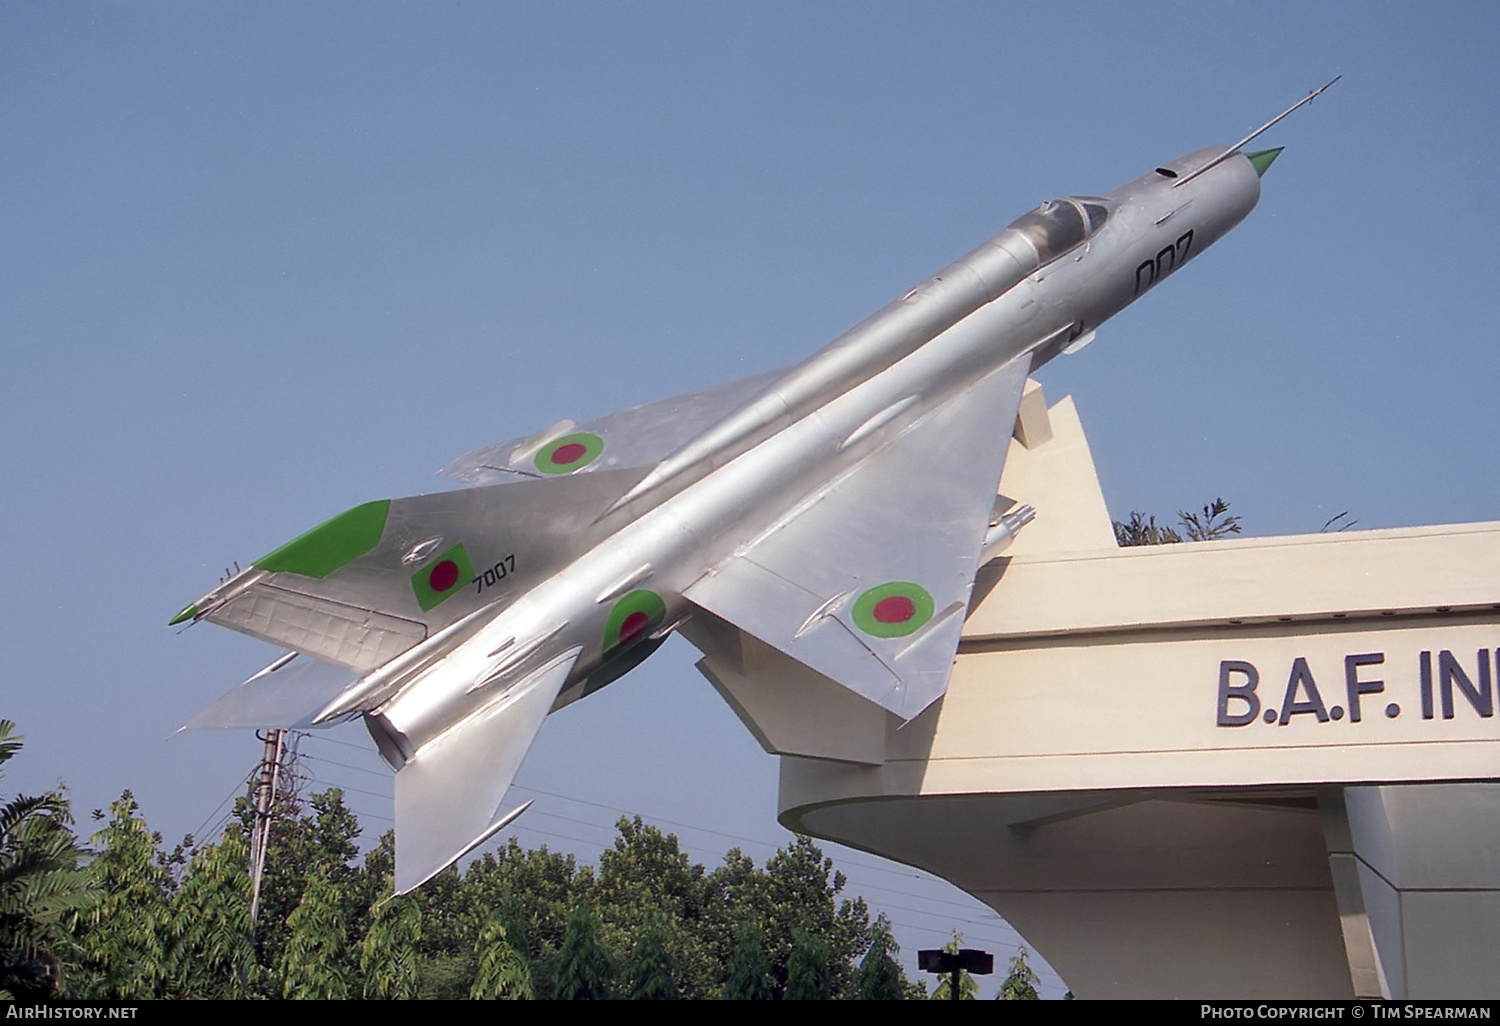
[1133,230,1194,296]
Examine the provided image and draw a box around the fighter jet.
[174,80,1337,892]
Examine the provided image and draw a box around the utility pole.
[248,728,286,931]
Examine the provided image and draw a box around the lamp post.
[918,947,994,1001]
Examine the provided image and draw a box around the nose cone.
[1246,147,1284,177]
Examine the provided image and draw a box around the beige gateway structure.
[683,384,1500,1000]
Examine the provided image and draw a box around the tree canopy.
[0,721,96,999]
[4,715,1056,1000]
[5,759,935,999]
[1114,497,1242,546]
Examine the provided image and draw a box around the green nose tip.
[1246,147,1284,177]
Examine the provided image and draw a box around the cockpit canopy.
[1003,196,1111,265]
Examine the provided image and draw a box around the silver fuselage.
[370,146,1263,760]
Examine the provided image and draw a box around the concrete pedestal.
[689,384,1500,998]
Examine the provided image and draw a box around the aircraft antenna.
[1174,76,1341,188]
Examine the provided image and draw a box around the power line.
[278,725,1064,992]
[297,750,391,781]
[291,735,1022,920]
[190,765,257,842]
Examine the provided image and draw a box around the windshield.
[1003,198,1109,265]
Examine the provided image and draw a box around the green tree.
[4,754,909,1003]
[999,946,1041,1000]
[553,902,612,999]
[360,888,422,999]
[595,816,717,997]
[721,918,773,1000]
[1115,497,1241,546]
[1113,511,1182,546]
[165,827,256,998]
[71,793,174,998]
[470,910,533,1000]
[855,914,907,1000]
[1179,498,1242,541]
[457,839,589,998]
[279,870,351,999]
[624,918,679,999]
[243,787,365,985]
[772,836,869,997]
[707,847,766,986]
[406,865,478,998]
[784,927,832,1000]
[0,721,96,999]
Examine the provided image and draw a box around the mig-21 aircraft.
[174,80,1337,892]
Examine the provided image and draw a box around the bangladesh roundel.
[534,432,604,475]
[603,589,666,655]
[851,581,935,639]
[411,543,475,612]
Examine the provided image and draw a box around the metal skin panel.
[441,365,788,486]
[386,647,580,892]
[685,355,1032,720]
[182,652,360,731]
[688,555,903,706]
[199,467,649,666]
[206,582,426,671]
[180,83,1333,890]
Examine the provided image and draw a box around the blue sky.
[4,2,1497,996]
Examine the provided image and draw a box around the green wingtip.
[254,499,391,579]
[169,603,199,626]
[1247,147,1284,177]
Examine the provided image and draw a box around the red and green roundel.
[603,589,666,655]
[411,543,475,612]
[534,432,604,475]
[851,581,935,638]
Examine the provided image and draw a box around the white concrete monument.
[687,383,1500,1000]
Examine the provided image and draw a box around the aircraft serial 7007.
[174,81,1337,892]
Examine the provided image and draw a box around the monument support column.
[1323,784,1500,999]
